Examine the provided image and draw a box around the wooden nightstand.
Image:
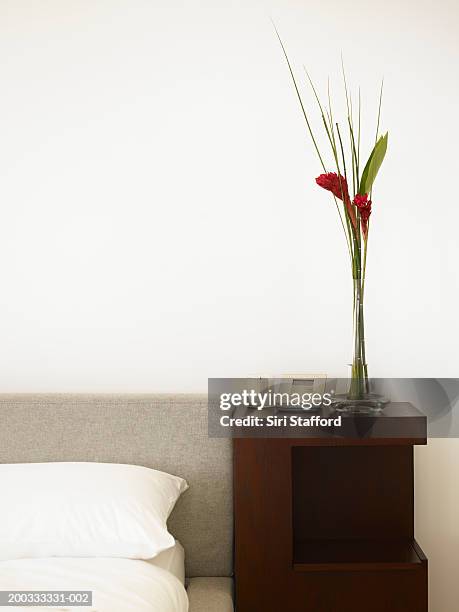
[234,403,428,612]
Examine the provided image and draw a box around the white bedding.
[147,541,185,585]
[0,554,188,612]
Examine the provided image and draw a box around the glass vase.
[333,277,389,414]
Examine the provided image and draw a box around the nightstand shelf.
[293,538,425,572]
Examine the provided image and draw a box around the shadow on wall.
[373,379,459,437]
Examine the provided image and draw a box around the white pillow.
[0,462,188,561]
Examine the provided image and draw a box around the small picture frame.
[246,374,327,409]
[281,373,327,396]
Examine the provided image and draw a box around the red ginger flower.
[316,172,356,229]
[353,193,372,239]
[316,172,349,201]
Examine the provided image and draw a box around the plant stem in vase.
[275,27,389,413]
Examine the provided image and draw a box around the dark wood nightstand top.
[228,402,427,445]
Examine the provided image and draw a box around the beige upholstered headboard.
[0,394,233,579]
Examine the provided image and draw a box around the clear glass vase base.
[332,393,390,414]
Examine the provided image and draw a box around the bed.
[0,394,234,612]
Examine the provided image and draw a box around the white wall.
[416,440,459,612]
[1,0,458,391]
[0,1,458,609]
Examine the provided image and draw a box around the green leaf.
[358,132,388,194]
[359,149,375,194]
